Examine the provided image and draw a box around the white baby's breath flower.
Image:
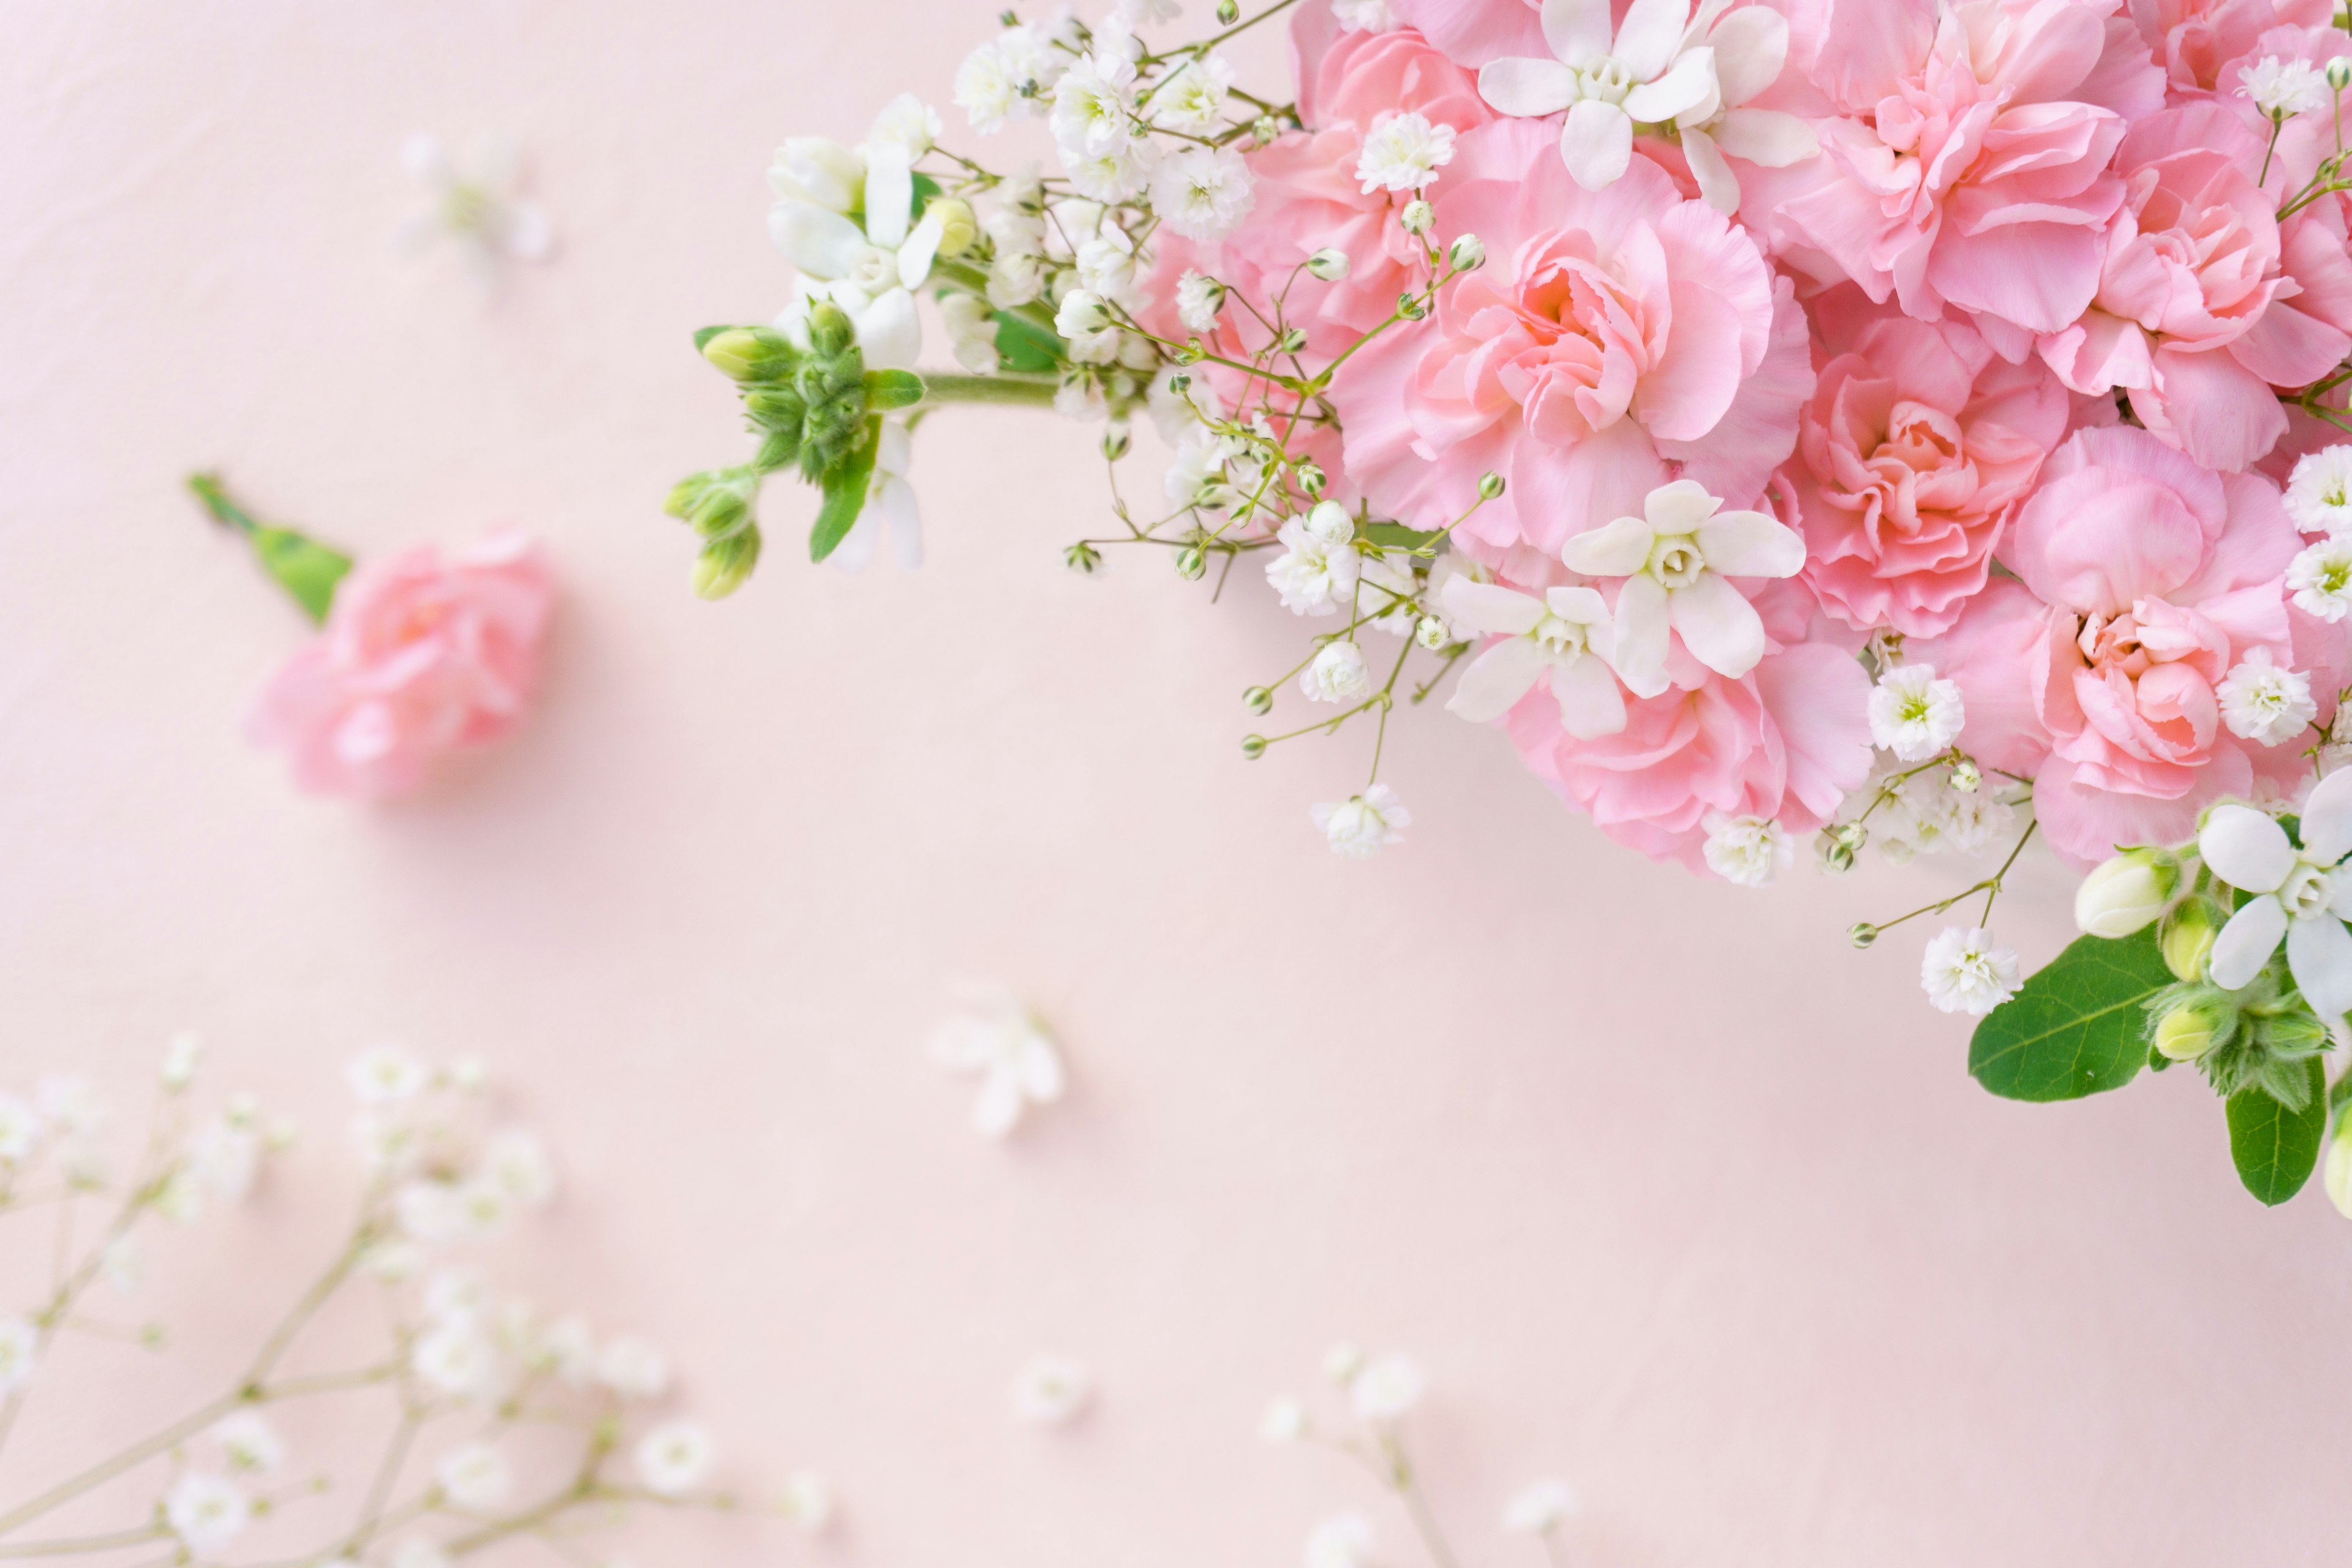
[1301,640,1371,703]
[868,93,941,157]
[38,1076,105,1138]
[396,1180,470,1245]
[1012,1355,1093,1425]
[1153,52,1234,134]
[0,1318,37,1394]
[165,1472,249,1555]
[1305,1513,1378,1568]
[162,1031,203,1091]
[1333,0,1398,28]
[940,291,1003,374]
[541,1313,597,1385]
[447,1175,508,1237]
[2240,55,2331,118]
[2219,647,2318,746]
[1267,501,1362,616]
[1703,815,1790,888]
[1868,664,1964,762]
[956,26,1054,134]
[1052,48,1139,162]
[1063,141,1155,203]
[1920,927,2021,1016]
[435,1442,513,1509]
[595,1336,672,1401]
[1310,786,1413,857]
[0,1095,41,1166]
[1152,145,1254,240]
[779,1470,835,1534]
[1175,270,1226,333]
[635,1421,717,1498]
[424,1268,491,1325]
[154,1168,206,1224]
[2288,446,2352,534]
[412,1321,502,1400]
[1055,288,1124,364]
[1117,0,1183,22]
[191,1121,260,1202]
[2289,535,2352,620]
[348,1047,429,1104]
[390,1541,451,1568]
[1076,225,1143,307]
[1260,1396,1308,1442]
[101,1233,146,1294]
[1348,1353,1425,1421]
[1355,111,1457,193]
[930,989,1066,1139]
[1502,1478,1579,1534]
[480,1128,557,1210]
[1322,1343,1366,1382]
[213,1412,284,1476]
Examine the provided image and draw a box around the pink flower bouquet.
[665,0,2352,1208]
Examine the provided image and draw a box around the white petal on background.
[863,140,914,249]
[1706,6,1788,104]
[855,287,922,368]
[1444,578,1548,635]
[1561,514,1655,577]
[1642,479,1721,533]
[1540,0,1614,67]
[2200,804,2296,894]
[1014,1036,1065,1102]
[1560,99,1634,190]
[1681,127,1741,213]
[1623,47,1717,125]
[972,1071,1027,1138]
[2211,895,2289,990]
[2288,913,2352,1019]
[1551,655,1627,737]
[897,211,944,290]
[1711,107,1819,167]
[770,202,868,279]
[830,505,881,575]
[1613,0,1697,79]
[1449,636,1548,723]
[500,204,555,260]
[1666,571,1766,678]
[1695,511,1804,578]
[1610,575,1673,695]
[878,474,924,570]
[2301,766,2352,862]
[1478,56,1581,117]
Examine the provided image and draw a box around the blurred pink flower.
[1327,118,1808,580]
[2130,0,2333,97]
[1789,288,2070,636]
[249,535,553,799]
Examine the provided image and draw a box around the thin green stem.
[187,473,259,537]
[916,372,1063,409]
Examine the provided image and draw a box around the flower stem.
[916,373,1063,409]
[187,473,258,536]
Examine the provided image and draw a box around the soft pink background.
[4,2,2351,1562]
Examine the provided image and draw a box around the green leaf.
[865,369,926,411]
[993,310,1065,373]
[1365,522,1441,551]
[2226,1056,2328,1205]
[910,172,942,219]
[808,417,881,564]
[1969,929,2174,1101]
[2331,1068,2352,1114]
[252,527,353,624]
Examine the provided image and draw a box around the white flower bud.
[2073,850,2177,939]
[1447,233,1485,271]
[1399,199,1434,235]
[1305,247,1352,281]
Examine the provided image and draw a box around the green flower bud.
[1306,247,1352,282]
[692,526,762,600]
[2074,848,2179,939]
[1849,922,1879,949]
[1295,459,1328,497]
[807,301,857,358]
[1216,0,1240,19]
[1278,327,1308,353]
[1819,829,1856,873]
[1833,821,1868,851]
[1178,339,1207,364]
[1243,685,1274,715]
[2154,998,2232,1061]
[1175,545,1208,581]
[1400,199,1434,235]
[1063,541,1105,576]
[701,327,795,383]
[2160,897,2222,982]
[1948,758,1981,794]
[1166,372,1193,395]
[1414,615,1451,650]
[1398,291,1429,321]
[1101,423,1133,462]
[1477,472,1506,501]
[1447,233,1487,271]
[2331,56,2351,92]
[1240,733,1268,760]
[1251,114,1283,146]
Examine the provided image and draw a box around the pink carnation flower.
[1918,426,2340,865]
[1505,580,1874,870]
[1762,0,2165,348]
[1327,118,1810,579]
[2131,0,2333,97]
[1787,287,2070,636]
[1388,0,1548,67]
[249,535,554,799]
[2037,104,2349,470]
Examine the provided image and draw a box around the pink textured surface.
[3,2,2350,1563]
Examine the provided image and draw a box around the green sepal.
[1969,927,2174,1101]
[910,172,943,219]
[693,325,730,352]
[1365,522,1441,552]
[2330,1068,2352,1115]
[252,527,353,624]
[993,310,1066,373]
[808,417,883,564]
[865,369,927,411]
[2226,1055,2329,1205]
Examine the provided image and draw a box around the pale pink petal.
[1623,48,1719,124]
[1477,56,1580,116]
[1562,513,1656,576]
[1551,655,1627,737]
[1451,636,1550,722]
[1612,0,1694,79]
[1710,107,1815,166]
[1540,0,1613,64]
[1695,511,1804,578]
[1667,571,1767,677]
[1444,577,1548,634]
[1559,99,1634,190]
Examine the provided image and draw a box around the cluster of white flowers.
[0,1040,828,1568]
[1265,1345,1578,1568]
[930,986,1068,1137]
[2241,54,2334,119]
